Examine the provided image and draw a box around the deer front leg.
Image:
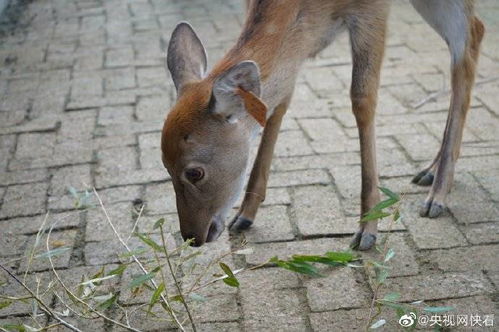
[229,102,288,231]
[348,15,387,251]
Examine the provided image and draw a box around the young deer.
[162,0,484,249]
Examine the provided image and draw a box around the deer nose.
[181,232,205,247]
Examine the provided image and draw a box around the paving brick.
[272,130,313,158]
[0,211,81,235]
[136,95,170,122]
[144,182,176,215]
[19,229,77,272]
[427,244,499,273]
[292,185,346,236]
[401,195,467,249]
[0,182,48,218]
[96,146,137,173]
[106,46,134,67]
[380,272,493,302]
[305,267,370,311]
[50,164,92,196]
[449,173,499,224]
[268,169,330,188]
[244,205,295,242]
[86,202,134,241]
[98,105,135,125]
[95,168,169,188]
[15,132,56,159]
[0,168,48,186]
[459,222,499,245]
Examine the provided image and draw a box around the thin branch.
[92,188,186,332]
[127,204,144,243]
[159,225,196,332]
[45,219,142,332]
[0,263,82,332]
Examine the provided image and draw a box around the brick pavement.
[0,0,498,331]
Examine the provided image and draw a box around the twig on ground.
[92,188,186,331]
[0,263,82,332]
[45,217,142,332]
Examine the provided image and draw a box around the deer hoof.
[228,215,253,231]
[412,169,434,186]
[419,199,445,218]
[350,231,377,251]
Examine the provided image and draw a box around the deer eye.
[185,167,204,183]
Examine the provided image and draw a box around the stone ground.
[1,0,498,331]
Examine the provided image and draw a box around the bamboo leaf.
[379,187,400,201]
[149,282,165,310]
[97,293,117,310]
[0,301,12,309]
[382,292,401,302]
[222,276,240,288]
[136,233,163,252]
[79,275,117,286]
[153,218,165,230]
[129,272,156,289]
[107,264,127,276]
[189,293,207,302]
[423,306,455,313]
[361,211,391,223]
[384,248,395,263]
[219,263,235,278]
[35,247,70,259]
[370,319,386,329]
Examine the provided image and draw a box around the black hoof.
[350,231,377,251]
[412,170,434,186]
[419,200,445,218]
[228,216,253,231]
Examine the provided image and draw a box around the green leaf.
[379,187,400,201]
[384,248,395,263]
[0,301,12,310]
[372,198,398,212]
[375,267,389,284]
[35,247,70,259]
[136,233,163,252]
[325,251,356,262]
[107,264,127,276]
[222,276,240,288]
[91,266,105,281]
[370,319,386,329]
[97,293,117,310]
[153,218,165,230]
[423,306,455,313]
[79,275,117,286]
[170,295,184,302]
[149,282,165,308]
[189,293,207,302]
[393,209,401,222]
[219,262,235,278]
[119,247,148,258]
[382,292,401,302]
[271,257,323,277]
[1,324,25,332]
[361,211,391,223]
[129,272,156,289]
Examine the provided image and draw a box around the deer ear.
[167,22,207,93]
[212,61,267,126]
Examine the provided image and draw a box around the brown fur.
[163,0,483,248]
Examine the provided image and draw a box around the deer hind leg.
[348,13,387,250]
[229,101,288,231]
[410,0,484,217]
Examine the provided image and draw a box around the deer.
[161,0,484,249]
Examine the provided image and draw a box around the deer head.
[162,22,267,246]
